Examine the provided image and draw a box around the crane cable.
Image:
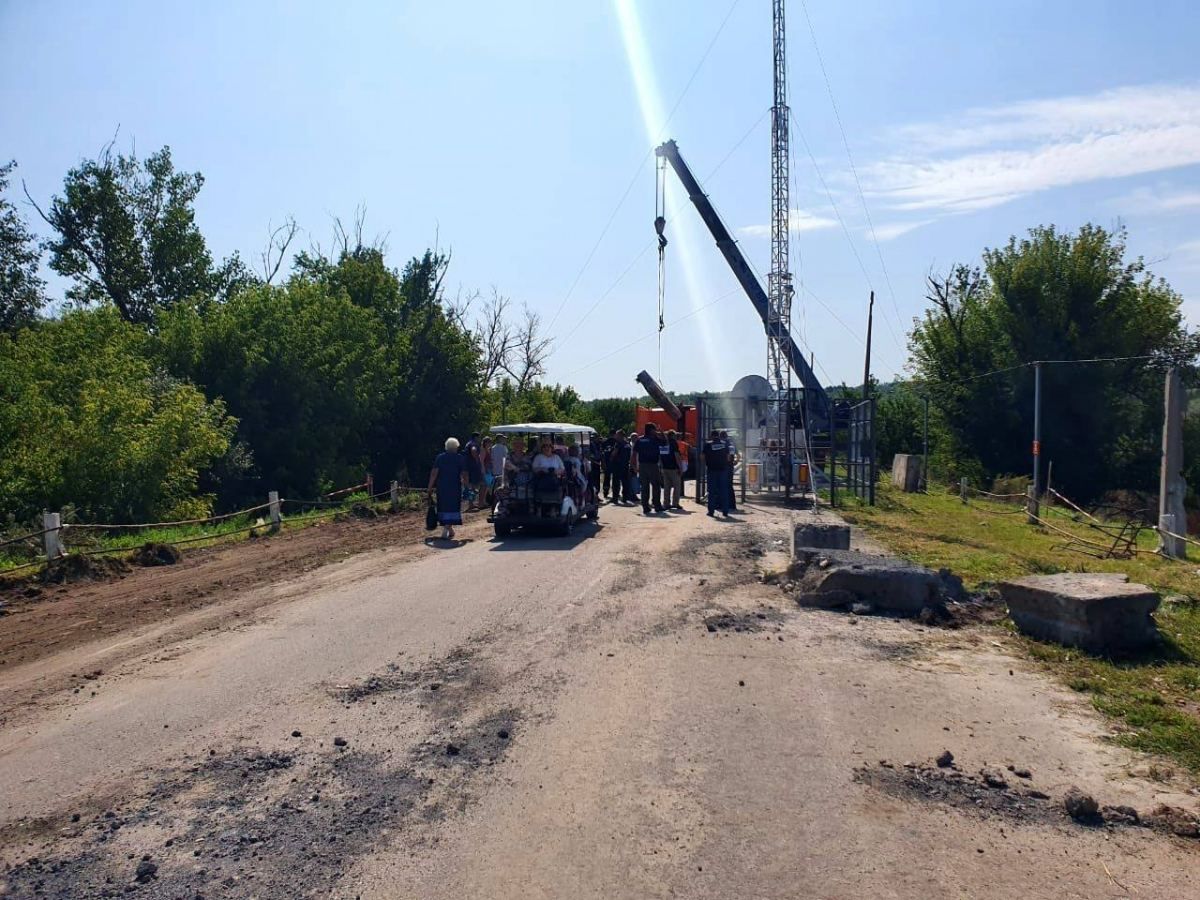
[654,154,669,380]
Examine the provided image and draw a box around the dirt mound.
[132,542,182,567]
[857,759,1200,839]
[702,609,782,634]
[856,760,1058,825]
[916,593,1009,629]
[40,554,130,585]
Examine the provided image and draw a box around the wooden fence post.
[42,510,65,562]
[268,491,281,530]
[960,478,967,504]
[390,480,400,513]
[366,474,374,500]
[1026,484,1039,525]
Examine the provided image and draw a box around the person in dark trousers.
[601,430,616,499]
[626,432,641,503]
[661,429,683,509]
[633,424,665,514]
[609,429,631,504]
[704,429,731,517]
[587,435,603,498]
[719,430,739,512]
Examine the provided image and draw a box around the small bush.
[991,474,1031,497]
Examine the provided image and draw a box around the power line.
[917,355,1162,391]
[701,106,770,184]
[547,0,746,335]
[788,108,905,356]
[545,151,652,334]
[565,286,742,377]
[656,0,745,143]
[797,0,906,346]
[552,113,768,367]
[1040,354,1159,366]
[553,239,657,348]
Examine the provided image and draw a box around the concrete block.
[792,549,941,616]
[998,573,1160,654]
[891,454,923,493]
[792,522,851,556]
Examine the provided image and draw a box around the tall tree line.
[0,144,597,525]
[908,224,1198,501]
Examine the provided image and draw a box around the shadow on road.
[423,537,475,550]
[488,522,603,552]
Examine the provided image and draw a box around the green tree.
[32,144,249,325]
[0,161,46,332]
[874,384,928,468]
[576,397,638,434]
[159,279,389,502]
[0,307,235,523]
[295,243,483,484]
[911,225,1196,498]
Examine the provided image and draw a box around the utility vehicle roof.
[489,423,597,436]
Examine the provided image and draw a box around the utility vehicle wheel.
[494,521,512,538]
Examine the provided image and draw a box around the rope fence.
[0,527,54,550]
[0,474,428,579]
[64,502,272,531]
[956,477,1192,561]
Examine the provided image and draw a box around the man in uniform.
[633,423,665,515]
[609,429,631,505]
[719,430,739,512]
[661,430,684,510]
[704,429,731,518]
[601,430,616,499]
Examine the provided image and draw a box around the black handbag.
[425,497,438,531]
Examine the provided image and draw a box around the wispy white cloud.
[869,219,934,241]
[1113,185,1200,214]
[866,84,1200,214]
[1171,238,1200,271]
[739,208,838,238]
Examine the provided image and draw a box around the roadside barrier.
[0,475,429,577]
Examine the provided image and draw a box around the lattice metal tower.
[767,0,793,481]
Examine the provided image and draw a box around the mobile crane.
[654,138,830,431]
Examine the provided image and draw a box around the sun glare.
[613,0,729,392]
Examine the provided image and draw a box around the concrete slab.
[790,549,943,616]
[891,454,923,493]
[998,573,1160,655]
[792,523,851,555]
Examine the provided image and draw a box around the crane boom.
[654,138,829,427]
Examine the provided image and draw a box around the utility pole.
[1028,362,1042,524]
[1159,367,1187,558]
[921,395,929,492]
[862,290,874,402]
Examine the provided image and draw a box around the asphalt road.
[0,500,1196,898]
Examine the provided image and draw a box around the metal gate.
[695,394,749,506]
[694,391,820,505]
[842,398,877,504]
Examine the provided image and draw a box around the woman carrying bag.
[427,437,469,540]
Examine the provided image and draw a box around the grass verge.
[0,492,424,579]
[838,482,1200,774]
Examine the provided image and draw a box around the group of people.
[427,424,740,540]
[597,425,739,519]
[597,424,687,515]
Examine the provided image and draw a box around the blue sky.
[3,0,1199,398]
